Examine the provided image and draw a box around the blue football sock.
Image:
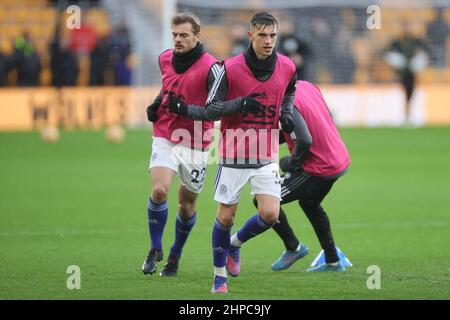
[169,212,197,258]
[236,213,274,244]
[212,219,232,268]
[147,197,168,251]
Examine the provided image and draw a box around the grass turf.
[0,127,449,299]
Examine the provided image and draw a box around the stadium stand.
[0,0,449,86]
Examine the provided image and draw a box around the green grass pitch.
[0,127,449,300]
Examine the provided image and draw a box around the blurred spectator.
[229,24,250,57]
[384,26,429,124]
[109,24,132,85]
[114,57,132,85]
[69,12,98,56]
[426,8,450,68]
[278,16,312,80]
[330,25,356,83]
[310,17,333,82]
[89,35,110,86]
[0,49,9,86]
[50,28,79,87]
[89,24,133,86]
[10,34,41,86]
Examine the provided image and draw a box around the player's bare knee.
[216,213,234,227]
[178,202,196,218]
[258,209,279,225]
[152,185,169,202]
[262,214,278,225]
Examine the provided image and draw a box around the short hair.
[171,11,201,34]
[250,12,278,30]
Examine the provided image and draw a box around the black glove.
[168,94,188,116]
[280,112,295,134]
[146,102,160,122]
[240,96,265,115]
[279,155,299,172]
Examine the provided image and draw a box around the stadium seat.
[444,7,450,23]
[40,67,52,86]
[444,69,450,82]
[7,25,22,39]
[223,10,253,25]
[418,8,436,23]
[401,8,417,21]
[142,0,162,14]
[11,8,28,23]
[316,67,332,84]
[372,59,396,82]
[42,7,56,23]
[0,37,13,55]
[407,20,426,38]
[417,68,434,84]
[351,38,371,66]
[77,55,91,87]
[87,9,111,37]
[353,69,369,84]
[381,8,398,22]
[201,25,232,60]
[370,30,391,51]
[0,8,6,21]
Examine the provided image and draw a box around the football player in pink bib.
[170,12,308,294]
[203,12,298,294]
[257,80,351,273]
[142,12,217,277]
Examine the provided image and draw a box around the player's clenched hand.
[168,95,188,116]
[280,112,295,134]
[146,102,160,122]
[280,156,298,172]
[240,96,265,115]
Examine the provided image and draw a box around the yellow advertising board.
[0,87,159,131]
[0,85,449,131]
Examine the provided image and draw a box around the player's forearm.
[204,63,244,120]
[186,105,213,121]
[205,98,243,120]
[183,99,243,121]
[290,141,311,166]
[289,107,312,165]
[280,89,295,117]
[279,74,297,117]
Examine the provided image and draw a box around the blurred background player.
[202,12,297,294]
[384,23,429,126]
[277,13,312,81]
[258,80,351,272]
[142,11,217,277]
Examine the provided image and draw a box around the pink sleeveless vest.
[220,53,296,163]
[284,81,351,177]
[153,49,216,149]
